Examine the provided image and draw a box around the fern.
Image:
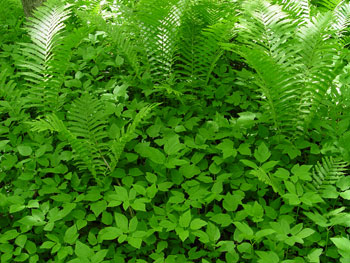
[17,0,71,113]
[175,1,236,88]
[29,95,157,184]
[295,12,343,133]
[110,103,159,171]
[308,157,348,196]
[279,0,310,24]
[81,13,141,77]
[251,167,283,195]
[237,0,301,135]
[136,0,188,83]
[237,0,346,139]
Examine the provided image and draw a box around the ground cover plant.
[2,0,350,262]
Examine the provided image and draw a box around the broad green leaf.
[210,213,232,227]
[98,227,123,242]
[340,190,350,200]
[135,143,165,164]
[206,222,220,243]
[238,143,251,156]
[17,145,32,156]
[129,217,138,232]
[15,235,27,248]
[75,241,93,258]
[190,219,208,230]
[254,143,270,163]
[179,164,201,178]
[164,135,184,155]
[64,225,79,245]
[114,212,129,232]
[90,200,107,217]
[127,237,142,249]
[179,210,191,228]
[307,248,323,263]
[114,186,128,201]
[0,140,9,150]
[216,139,237,159]
[234,222,254,237]
[256,251,279,263]
[178,229,189,242]
[254,229,275,241]
[91,250,108,263]
[331,237,350,252]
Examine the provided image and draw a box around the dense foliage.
[2,0,350,262]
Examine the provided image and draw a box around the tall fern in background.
[17,0,71,113]
[236,0,347,140]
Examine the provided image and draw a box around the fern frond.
[77,11,141,77]
[67,94,109,176]
[0,68,17,100]
[136,0,188,83]
[17,0,71,112]
[296,12,343,132]
[332,1,350,37]
[251,167,283,195]
[110,103,159,170]
[316,0,343,11]
[278,0,310,25]
[237,0,301,135]
[175,0,236,87]
[308,157,348,196]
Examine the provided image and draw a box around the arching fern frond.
[332,1,350,39]
[17,0,71,113]
[136,0,189,83]
[279,0,310,24]
[237,0,301,135]
[110,103,159,170]
[296,12,343,133]
[308,157,348,196]
[315,0,343,11]
[29,96,158,184]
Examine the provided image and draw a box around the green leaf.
[115,56,124,67]
[17,145,32,156]
[331,237,350,252]
[164,135,184,155]
[216,139,237,159]
[179,210,191,228]
[179,164,200,178]
[340,190,350,200]
[98,227,123,242]
[256,251,279,263]
[129,217,138,232]
[0,140,9,150]
[40,241,55,249]
[234,222,254,237]
[15,235,27,248]
[178,229,189,242]
[114,213,129,232]
[64,225,79,245]
[296,228,315,239]
[206,222,220,243]
[210,213,232,227]
[90,200,107,217]
[254,143,270,163]
[190,219,208,230]
[135,143,165,164]
[127,237,142,249]
[75,241,93,258]
[91,250,108,263]
[238,143,251,155]
[307,248,323,263]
